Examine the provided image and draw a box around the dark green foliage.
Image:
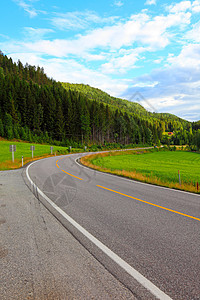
[192,130,200,150]
[0,119,4,136]
[62,82,191,130]
[0,51,199,148]
[19,127,27,140]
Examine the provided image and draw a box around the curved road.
[26,153,200,300]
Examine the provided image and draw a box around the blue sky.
[1,0,200,121]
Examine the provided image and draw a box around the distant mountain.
[61,82,190,128]
[61,82,148,116]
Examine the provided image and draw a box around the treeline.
[0,51,200,149]
[0,52,162,145]
[62,82,200,149]
[62,82,149,117]
[62,82,192,132]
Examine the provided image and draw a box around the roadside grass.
[0,140,79,170]
[81,149,200,193]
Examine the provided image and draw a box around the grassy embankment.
[0,139,150,170]
[0,140,79,170]
[81,149,200,193]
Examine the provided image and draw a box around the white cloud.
[154,58,163,64]
[49,11,189,56]
[122,44,200,120]
[149,96,185,108]
[101,48,145,74]
[14,0,38,17]
[167,0,200,14]
[0,33,10,40]
[23,27,54,40]
[192,0,200,12]
[82,53,107,61]
[51,11,118,31]
[167,1,191,13]
[75,11,190,51]
[113,1,124,7]
[185,20,200,41]
[167,43,200,67]
[145,0,156,5]
[0,9,192,65]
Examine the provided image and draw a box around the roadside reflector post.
[30,146,35,158]
[22,156,23,167]
[178,170,181,186]
[84,146,87,152]
[9,145,16,163]
[50,146,53,155]
[69,146,72,152]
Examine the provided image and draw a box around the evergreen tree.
[4,113,13,139]
[0,51,196,146]
[0,119,4,137]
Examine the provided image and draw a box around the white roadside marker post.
[9,145,16,163]
[178,170,181,186]
[30,146,35,159]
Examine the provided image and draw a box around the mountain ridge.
[0,51,199,149]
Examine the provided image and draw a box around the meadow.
[0,140,72,170]
[81,149,200,193]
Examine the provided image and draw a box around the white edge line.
[75,156,200,198]
[26,160,172,300]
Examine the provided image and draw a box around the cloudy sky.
[1,0,200,121]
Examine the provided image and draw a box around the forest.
[0,51,200,149]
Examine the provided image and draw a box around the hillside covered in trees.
[62,82,192,131]
[0,51,200,149]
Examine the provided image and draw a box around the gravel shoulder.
[0,169,135,300]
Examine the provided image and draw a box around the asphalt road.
[27,153,200,300]
[0,169,135,299]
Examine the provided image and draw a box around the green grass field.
[88,150,200,190]
[0,140,75,170]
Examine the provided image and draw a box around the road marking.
[76,157,200,197]
[56,159,60,168]
[26,161,172,300]
[97,185,200,222]
[56,158,83,180]
[57,157,199,220]
[61,169,83,180]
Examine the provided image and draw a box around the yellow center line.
[56,158,199,221]
[56,157,83,180]
[56,159,60,168]
[97,185,200,222]
[61,169,83,180]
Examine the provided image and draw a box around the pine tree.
[80,103,91,143]
[0,119,4,137]
[55,99,65,140]
[4,113,13,139]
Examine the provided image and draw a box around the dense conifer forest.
[0,51,200,149]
